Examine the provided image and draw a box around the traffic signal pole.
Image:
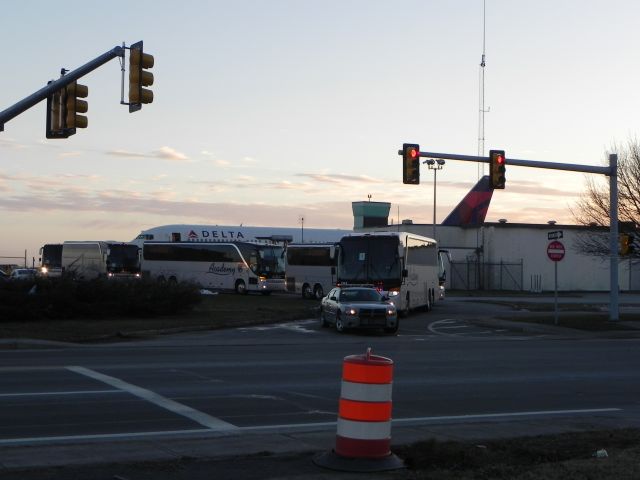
[398,148,620,321]
[0,46,124,132]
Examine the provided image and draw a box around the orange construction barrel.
[314,347,404,472]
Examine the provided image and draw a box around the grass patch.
[397,429,640,479]
[468,299,640,331]
[0,289,319,343]
[501,312,638,331]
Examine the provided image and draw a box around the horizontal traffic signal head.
[402,143,420,184]
[489,149,506,189]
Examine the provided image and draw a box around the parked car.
[319,286,398,334]
[0,269,9,282]
[10,268,37,281]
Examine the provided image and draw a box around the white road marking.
[0,407,622,446]
[437,325,473,329]
[240,320,317,334]
[0,389,120,398]
[66,366,238,431]
[392,408,622,424]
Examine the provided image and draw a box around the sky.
[1,0,639,264]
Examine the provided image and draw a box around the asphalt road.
[2,297,640,478]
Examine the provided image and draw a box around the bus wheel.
[335,313,345,333]
[157,275,166,283]
[302,284,312,299]
[235,280,247,295]
[313,285,324,300]
[168,276,177,284]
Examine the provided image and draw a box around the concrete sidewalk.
[3,407,639,479]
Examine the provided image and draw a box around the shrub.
[0,278,202,321]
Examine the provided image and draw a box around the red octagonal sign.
[547,241,565,262]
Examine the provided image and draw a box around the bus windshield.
[107,244,140,274]
[41,244,63,268]
[338,236,401,286]
[237,244,285,278]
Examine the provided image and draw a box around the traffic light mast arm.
[396,149,611,176]
[0,46,124,132]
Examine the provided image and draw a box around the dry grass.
[397,429,640,479]
[0,293,318,343]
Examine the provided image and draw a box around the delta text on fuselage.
[188,230,245,241]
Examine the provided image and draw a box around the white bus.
[336,232,445,314]
[285,243,337,299]
[132,224,349,248]
[62,241,141,280]
[141,241,286,294]
[39,243,63,277]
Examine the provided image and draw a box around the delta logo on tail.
[441,176,493,227]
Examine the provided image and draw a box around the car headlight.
[388,289,399,297]
[386,307,396,316]
[345,308,357,316]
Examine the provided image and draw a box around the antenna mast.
[478,0,489,179]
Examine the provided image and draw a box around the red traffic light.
[489,149,506,189]
[402,143,420,185]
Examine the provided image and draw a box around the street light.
[425,159,445,239]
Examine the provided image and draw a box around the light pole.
[425,159,445,240]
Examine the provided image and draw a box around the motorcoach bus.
[141,241,286,294]
[62,241,141,280]
[39,243,63,277]
[336,232,445,314]
[285,242,337,299]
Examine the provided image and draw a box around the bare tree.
[571,138,640,258]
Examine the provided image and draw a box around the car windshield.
[339,289,382,303]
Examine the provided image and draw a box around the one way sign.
[548,230,563,240]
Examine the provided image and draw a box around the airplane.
[131,176,494,246]
[441,175,493,227]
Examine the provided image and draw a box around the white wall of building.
[358,222,630,292]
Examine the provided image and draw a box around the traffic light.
[128,40,154,112]
[402,143,420,184]
[489,149,506,189]
[620,233,634,256]
[66,81,88,130]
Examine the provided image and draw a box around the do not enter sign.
[547,241,565,262]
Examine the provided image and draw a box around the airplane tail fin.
[441,176,493,226]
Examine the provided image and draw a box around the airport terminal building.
[352,201,638,292]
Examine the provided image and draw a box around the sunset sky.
[1,0,638,264]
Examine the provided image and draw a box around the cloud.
[58,151,84,158]
[296,173,385,184]
[106,149,152,159]
[106,146,189,162]
[154,146,188,161]
[0,138,27,150]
